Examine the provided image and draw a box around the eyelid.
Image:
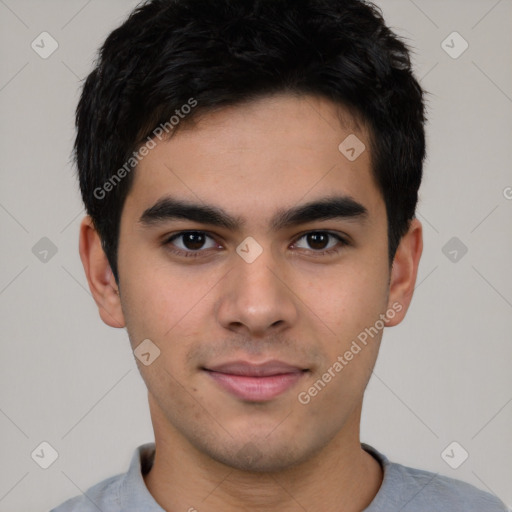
[290,231,349,251]
[292,229,349,243]
[165,230,219,247]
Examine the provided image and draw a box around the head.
[78,0,425,472]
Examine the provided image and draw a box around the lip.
[203,360,308,402]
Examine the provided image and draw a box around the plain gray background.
[0,0,511,510]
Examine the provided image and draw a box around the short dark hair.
[75,0,427,283]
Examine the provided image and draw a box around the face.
[113,94,398,471]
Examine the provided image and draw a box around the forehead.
[123,94,383,227]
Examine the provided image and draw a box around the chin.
[198,434,326,473]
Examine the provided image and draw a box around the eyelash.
[163,231,350,259]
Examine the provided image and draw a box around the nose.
[215,244,299,337]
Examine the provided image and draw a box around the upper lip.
[204,360,306,377]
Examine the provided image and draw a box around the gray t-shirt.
[50,442,509,511]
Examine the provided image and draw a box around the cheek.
[119,255,221,350]
[296,259,389,340]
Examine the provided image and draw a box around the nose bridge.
[235,238,284,304]
[216,237,298,334]
[238,250,278,294]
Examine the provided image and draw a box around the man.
[51,0,509,510]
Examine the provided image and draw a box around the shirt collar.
[118,442,164,511]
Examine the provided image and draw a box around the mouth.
[202,360,309,402]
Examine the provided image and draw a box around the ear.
[385,218,423,327]
[78,216,126,328]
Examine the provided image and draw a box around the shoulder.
[390,462,509,511]
[49,473,123,512]
[363,444,509,512]
[49,443,158,512]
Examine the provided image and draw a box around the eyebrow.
[138,195,369,232]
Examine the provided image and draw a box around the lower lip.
[205,371,305,402]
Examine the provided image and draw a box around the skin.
[79,93,423,512]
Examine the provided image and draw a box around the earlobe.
[78,216,126,328]
[385,218,423,327]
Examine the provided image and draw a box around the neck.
[143,404,383,512]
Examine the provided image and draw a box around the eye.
[164,231,219,257]
[163,230,349,260]
[292,231,348,255]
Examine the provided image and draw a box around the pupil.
[184,232,205,250]
[308,233,328,250]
